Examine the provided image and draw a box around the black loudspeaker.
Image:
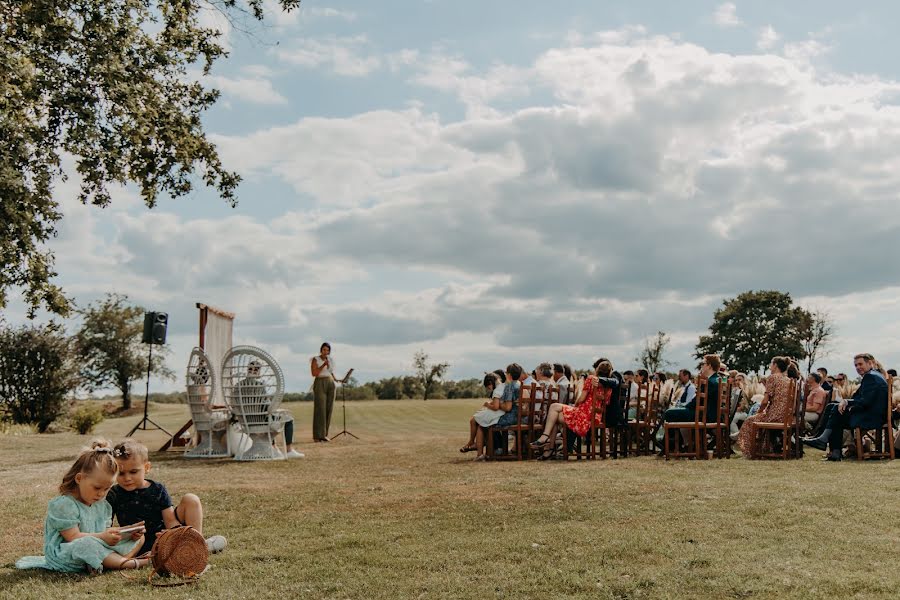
[142,312,168,345]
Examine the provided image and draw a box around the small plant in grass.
[69,404,105,435]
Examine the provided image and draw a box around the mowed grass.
[1,399,900,600]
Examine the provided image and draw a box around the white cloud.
[713,2,741,27]
[204,74,288,105]
[13,25,900,391]
[276,35,381,76]
[757,25,780,50]
[304,6,357,21]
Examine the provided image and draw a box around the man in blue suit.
[804,353,888,461]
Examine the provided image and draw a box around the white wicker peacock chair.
[184,347,231,458]
[221,345,290,461]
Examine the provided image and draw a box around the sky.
[6,0,900,392]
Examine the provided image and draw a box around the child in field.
[16,439,148,573]
[107,438,227,555]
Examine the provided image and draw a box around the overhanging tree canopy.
[0,0,300,316]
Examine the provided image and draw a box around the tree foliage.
[0,322,78,431]
[695,290,808,374]
[74,293,172,410]
[413,350,450,401]
[0,0,300,316]
[636,331,671,373]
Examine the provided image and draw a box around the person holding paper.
[310,342,351,441]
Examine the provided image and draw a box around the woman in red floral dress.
[529,360,615,459]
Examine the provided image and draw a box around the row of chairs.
[484,375,896,461]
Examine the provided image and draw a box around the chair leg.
[486,427,494,460]
[855,429,864,460]
[664,427,670,461]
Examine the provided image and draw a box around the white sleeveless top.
[312,355,334,379]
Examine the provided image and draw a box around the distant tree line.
[1,289,838,433]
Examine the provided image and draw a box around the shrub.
[0,323,78,432]
[0,421,38,436]
[69,404,105,435]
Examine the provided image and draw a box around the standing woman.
[310,342,346,442]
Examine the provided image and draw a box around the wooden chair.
[529,383,554,459]
[650,386,675,453]
[854,376,895,460]
[703,380,731,459]
[628,381,655,455]
[585,382,610,460]
[664,376,707,460]
[487,382,539,461]
[750,379,801,460]
[608,382,631,459]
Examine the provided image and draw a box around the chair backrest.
[221,346,284,432]
[694,376,709,424]
[714,380,731,426]
[792,379,805,425]
[517,382,537,427]
[185,347,217,427]
[635,380,652,424]
[539,384,558,426]
[885,376,894,427]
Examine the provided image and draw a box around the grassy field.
[1,399,899,599]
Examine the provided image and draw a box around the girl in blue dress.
[16,439,147,573]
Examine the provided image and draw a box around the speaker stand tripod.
[127,342,173,437]
[329,381,359,440]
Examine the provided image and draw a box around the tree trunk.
[120,377,131,410]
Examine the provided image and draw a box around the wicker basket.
[150,526,209,579]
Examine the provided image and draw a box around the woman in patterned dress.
[529,359,616,460]
[737,356,796,458]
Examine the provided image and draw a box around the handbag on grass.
[148,526,209,585]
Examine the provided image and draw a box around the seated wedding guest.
[655,368,696,449]
[652,372,673,408]
[663,356,723,427]
[737,356,795,458]
[728,372,751,440]
[460,373,503,453]
[528,360,617,460]
[627,369,650,419]
[834,373,853,401]
[817,367,832,393]
[668,369,695,411]
[804,372,828,430]
[804,353,888,461]
[623,371,635,394]
[563,364,574,382]
[465,364,523,461]
[552,363,571,404]
[806,374,842,440]
[534,362,553,397]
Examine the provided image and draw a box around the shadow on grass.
[0,567,89,587]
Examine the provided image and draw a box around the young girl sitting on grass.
[107,438,226,555]
[16,439,147,573]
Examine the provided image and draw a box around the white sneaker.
[285,449,305,458]
[206,535,227,554]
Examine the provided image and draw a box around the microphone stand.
[330,371,358,440]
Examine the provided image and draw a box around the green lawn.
[1,399,899,599]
